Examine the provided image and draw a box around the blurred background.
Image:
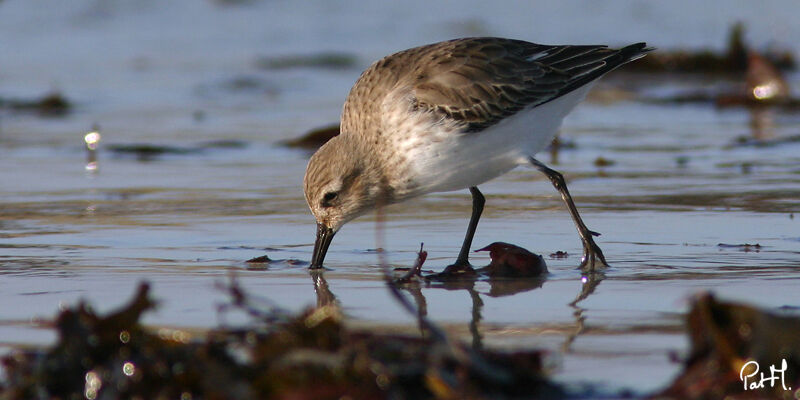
[2,0,800,395]
[2,0,799,147]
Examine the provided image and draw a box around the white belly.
[396,85,592,195]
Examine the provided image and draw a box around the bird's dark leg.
[529,157,609,270]
[453,186,485,266]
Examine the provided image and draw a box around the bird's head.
[303,135,384,268]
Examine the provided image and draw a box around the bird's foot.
[444,257,478,272]
[431,258,477,279]
[447,257,473,269]
[579,238,609,271]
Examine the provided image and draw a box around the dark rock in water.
[549,250,569,259]
[422,242,547,282]
[283,124,340,150]
[108,141,248,161]
[33,93,71,116]
[254,52,357,70]
[246,255,272,263]
[108,143,201,161]
[199,139,249,149]
[593,156,615,168]
[654,293,800,399]
[2,91,71,117]
[476,242,547,277]
[717,243,762,252]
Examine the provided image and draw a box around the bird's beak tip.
[311,222,336,268]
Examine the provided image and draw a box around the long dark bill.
[310,222,336,269]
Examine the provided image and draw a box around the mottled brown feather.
[341,37,650,135]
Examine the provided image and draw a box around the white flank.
[393,83,594,196]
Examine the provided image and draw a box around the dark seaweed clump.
[107,140,248,161]
[254,52,357,70]
[653,293,800,399]
[627,22,795,74]
[0,282,564,400]
[282,124,340,150]
[0,92,71,117]
[3,281,800,399]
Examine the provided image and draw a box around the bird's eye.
[321,191,338,207]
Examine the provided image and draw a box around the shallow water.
[2,0,800,395]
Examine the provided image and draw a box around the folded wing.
[407,38,650,132]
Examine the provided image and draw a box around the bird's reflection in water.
[485,276,547,297]
[407,274,548,349]
[406,268,603,352]
[307,261,604,354]
[423,278,483,348]
[310,270,337,308]
[563,271,605,352]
